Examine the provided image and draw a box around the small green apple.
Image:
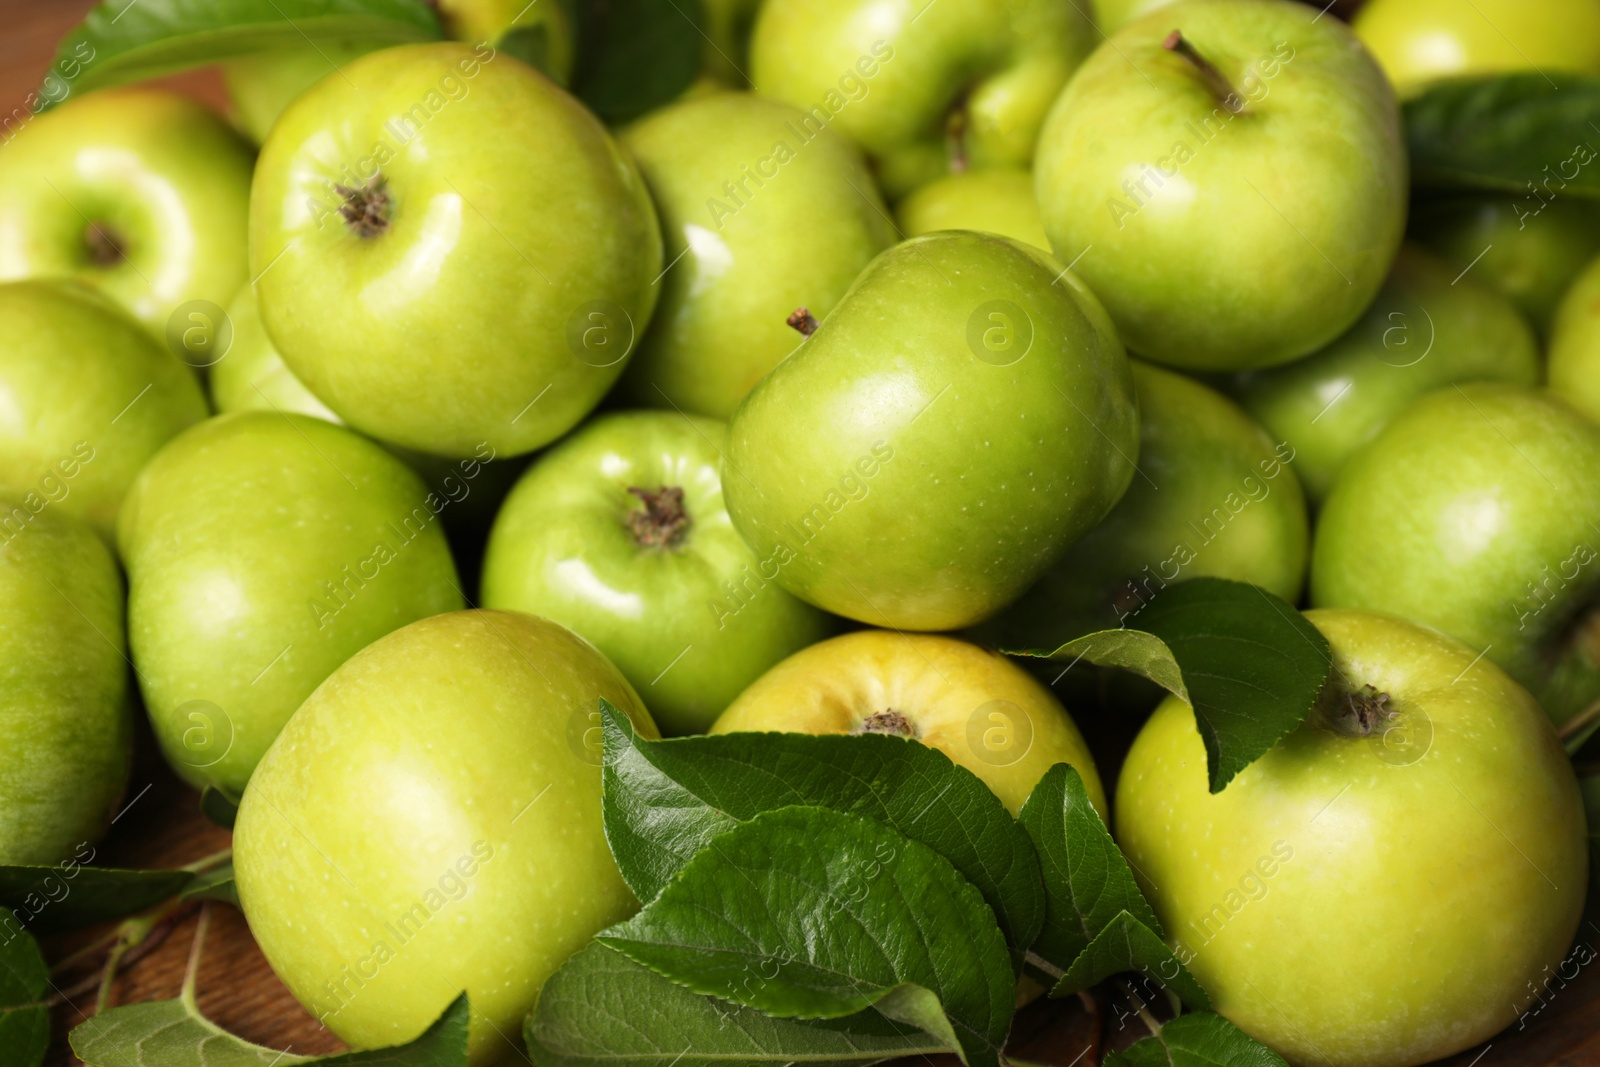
[618,92,894,418]
[981,361,1307,652]
[481,410,832,736]
[1412,195,1600,338]
[0,502,130,866]
[211,284,342,422]
[250,42,661,459]
[118,412,464,794]
[1036,0,1406,371]
[713,629,1105,815]
[1117,608,1587,1067]
[1234,243,1540,501]
[748,0,1095,196]
[723,231,1138,631]
[895,168,1050,250]
[0,88,254,335]
[234,609,657,1064]
[435,0,575,79]
[1548,253,1600,425]
[223,41,385,145]
[0,280,207,541]
[1354,0,1600,98]
[1311,384,1600,725]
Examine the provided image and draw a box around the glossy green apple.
[749,0,1095,197]
[211,284,341,422]
[1311,384,1600,725]
[1354,0,1600,98]
[118,412,463,793]
[1234,244,1540,501]
[0,88,253,335]
[223,40,385,145]
[0,280,207,541]
[724,232,1138,631]
[1117,608,1587,1067]
[481,411,832,736]
[981,361,1307,652]
[235,609,656,1063]
[251,42,661,459]
[1092,0,1178,33]
[895,168,1049,250]
[0,502,130,865]
[1036,0,1406,371]
[1412,195,1600,338]
[714,629,1104,815]
[1548,254,1600,425]
[618,92,894,418]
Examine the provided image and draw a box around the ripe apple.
[713,629,1105,815]
[0,88,254,335]
[1035,0,1406,371]
[723,231,1138,631]
[118,412,464,794]
[748,0,1095,197]
[895,169,1050,250]
[1354,0,1600,98]
[0,502,130,865]
[435,0,574,79]
[1116,608,1587,1067]
[981,361,1307,653]
[250,42,661,459]
[223,41,385,145]
[1412,195,1600,338]
[1548,254,1600,425]
[0,280,207,541]
[210,284,342,422]
[1311,384,1600,725]
[617,92,894,418]
[234,609,657,1064]
[1233,243,1540,501]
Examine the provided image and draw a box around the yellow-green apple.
[895,168,1050,250]
[210,284,341,422]
[1548,253,1600,425]
[223,41,386,145]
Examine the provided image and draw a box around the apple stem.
[786,307,819,337]
[336,176,392,238]
[626,486,690,549]
[1162,30,1244,113]
[84,222,125,267]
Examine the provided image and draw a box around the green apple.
[1092,0,1178,33]
[1311,384,1600,725]
[250,42,661,459]
[1117,608,1587,1067]
[435,0,575,80]
[223,41,386,145]
[1547,254,1600,425]
[723,231,1138,631]
[0,88,254,336]
[1233,243,1540,501]
[713,629,1105,815]
[748,0,1095,197]
[118,412,464,793]
[1412,195,1600,338]
[1036,0,1406,371]
[1354,0,1600,98]
[0,502,130,865]
[0,280,207,541]
[618,92,894,418]
[235,609,656,1063]
[481,411,833,736]
[895,168,1050,250]
[981,361,1307,652]
[211,284,342,422]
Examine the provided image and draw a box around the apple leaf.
[597,806,1014,1067]
[0,862,194,934]
[1049,911,1209,1010]
[0,911,50,1067]
[71,990,469,1066]
[569,0,705,123]
[1010,578,1331,792]
[525,941,951,1067]
[199,786,240,830]
[179,864,239,908]
[40,0,442,106]
[1404,74,1600,198]
[599,703,1045,953]
[1103,1011,1289,1067]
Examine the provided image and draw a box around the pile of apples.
[3,0,1600,1065]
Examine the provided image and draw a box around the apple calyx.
[1321,681,1396,738]
[1162,30,1244,114]
[335,176,392,238]
[855,710,917,738]
[626,486,690,550]
[84,222,125,267]
[786,307,819,337]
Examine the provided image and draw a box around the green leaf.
[1049,911,1209,1010]
[0,910,49,1067]
[1404,74,1600,198]
[0,861,194,934]
[1104,1012,1289,1067]
[179,864,239,908]
[200,786,240,830]
[71,990,469,1066]
[571,0,704,123]
[1012,578,1331,792]
[600,703,1044,952]
[42,0,441,105]
[597,807,1014,1067]
[525,942,951,1067]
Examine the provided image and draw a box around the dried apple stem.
[1163,31,1243,113]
